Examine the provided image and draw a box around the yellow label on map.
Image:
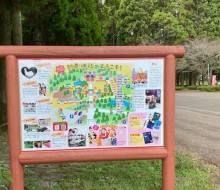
[130,118,142,129]
[130,134,144,145]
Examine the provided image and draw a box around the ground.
[176,90,220,167]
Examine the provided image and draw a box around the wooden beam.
[19,147,168,164]
[0,46,185,58]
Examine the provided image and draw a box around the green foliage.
[117,0,154,45]
[177,85,220,92]
[151,11,188,45]
[101,0,120,45]
[0,165,11,189]
[2,0,220,46]
[196,85,220,92]
[175,86,185,90]
[22,0,103,45]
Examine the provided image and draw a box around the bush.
[176,85,220,92]
[197,85,220,92]
[0,164,11,189]
[187,86,198,90]
[176,86,185,90]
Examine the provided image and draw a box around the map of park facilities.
[49,62,135,126]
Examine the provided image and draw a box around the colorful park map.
[19,59,164,151]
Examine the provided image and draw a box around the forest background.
[0,0,220,138]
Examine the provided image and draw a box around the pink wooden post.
[6,55,24,190]
[163,54,176,190]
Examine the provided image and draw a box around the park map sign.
[19,59,164,151]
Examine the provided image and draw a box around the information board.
[18,58,164,151]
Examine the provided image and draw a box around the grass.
[176,85,220,92]
[15,151,219,190]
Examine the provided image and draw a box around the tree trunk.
[181,72,184,86]
[0,9,11,127]
[202,75,205,85]
[176,72,179,85]
[0,10,12,44]
[192,72,196,86]
[11,8,23,45]
[209,67,213,86]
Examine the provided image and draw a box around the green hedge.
[175,86,185,90]
[187,86,198,90]
[196,86,220,92]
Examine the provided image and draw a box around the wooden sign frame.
[0,46,184,190]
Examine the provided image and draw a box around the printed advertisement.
[19,59,164,151]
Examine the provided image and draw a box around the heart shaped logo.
[21,67,37,79]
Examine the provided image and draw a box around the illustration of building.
[84,72,96,82]
[116,74,123,114]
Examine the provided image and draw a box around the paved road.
[176,91,220,167]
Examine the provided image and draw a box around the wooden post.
[6,55,24,190]
[163,54,176,190]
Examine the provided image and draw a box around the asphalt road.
[176,91,220,167]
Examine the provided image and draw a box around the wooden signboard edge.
[6,55,24,190]
[4,46,184,190]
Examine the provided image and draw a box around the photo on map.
[145,89,161,109]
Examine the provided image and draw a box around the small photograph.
[68,128,86,147]
[38,83,47,96]
[24,141,33,149]
[145,89,161,109]
[53,122,68,131]
[87,124,126,147]
[21,66,37,79]
[88,126,98,145]
[34,141,43,148]
[143,132,153,144]
[24,124,39,132]
[23,102,36,114]
[38,118,51,127]
[132,68,148,87]
[42,140,51,148]
[145,112,162,130]
[38,127,49,132]
[24,124,49,132]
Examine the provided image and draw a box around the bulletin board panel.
[2,46,184,190]
[19,58,164,152]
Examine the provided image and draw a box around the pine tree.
[117,0,154,45]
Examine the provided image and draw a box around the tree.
[82,80,88,87]
[68,75,71,80]
[72,75,76,81]
[94,112,98,119]
[150,10,188,45]
[97,119,100,124]
[182,38,220,85]
[117,0,154,45]
[23,0,103,45]
[106,115,109,123]
[101,0,120,45]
